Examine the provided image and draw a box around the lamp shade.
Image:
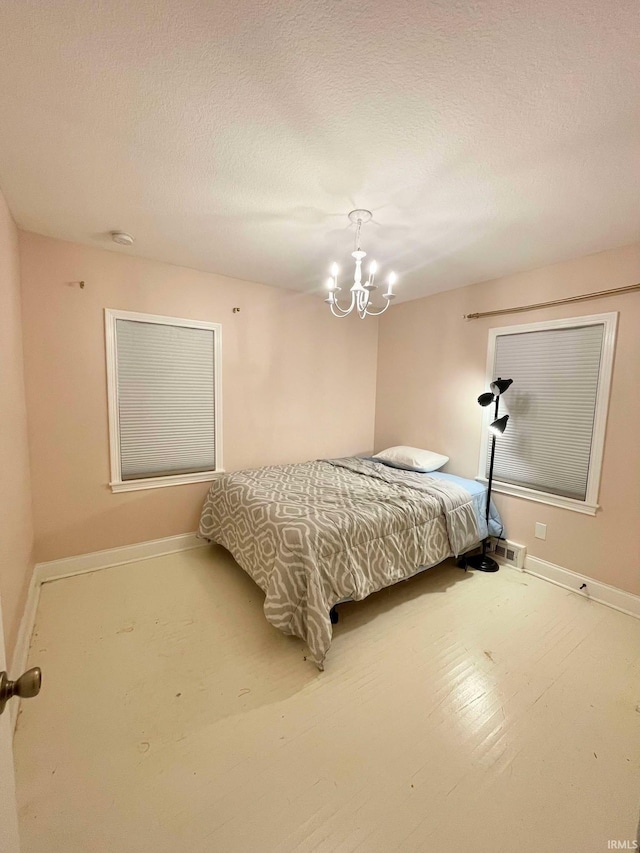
[489,414,509,435]
[490,377,513,396]
[477,392,495,407]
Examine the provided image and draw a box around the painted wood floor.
[13,545,640,852]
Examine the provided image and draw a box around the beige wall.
[19,232,378,563]
[13,229,640,601]
[375,244,640,595]
[0,192,34,660]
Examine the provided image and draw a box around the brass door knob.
[0,667,42,716]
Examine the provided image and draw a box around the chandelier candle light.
[325,210,397,319]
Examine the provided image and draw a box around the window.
[478,313,617,515]
[105,310,222,492]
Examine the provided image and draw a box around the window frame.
[104,308,223,493]
[476,312,618,516]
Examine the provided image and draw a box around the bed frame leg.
[329,606,339,625]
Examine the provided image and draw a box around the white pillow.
[373,445,449,473]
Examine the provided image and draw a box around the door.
[0,596,21,853]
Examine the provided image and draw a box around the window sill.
[476,478,598,516]
[110,470,225,493]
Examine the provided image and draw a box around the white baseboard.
[10,531,206,731]
[522,555,640,620]
[35,532,205,584]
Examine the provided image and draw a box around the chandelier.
[325,210,397,318]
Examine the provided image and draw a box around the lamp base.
[465,553,500,573]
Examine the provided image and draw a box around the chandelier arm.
[356,289,368,319]
[330,304,352,318]
[330,290,357,315]
[362,300,392,317]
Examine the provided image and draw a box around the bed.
[198,456,503,669]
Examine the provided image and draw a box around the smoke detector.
[110,230,135,246]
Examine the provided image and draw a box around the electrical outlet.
[534,522,547,540]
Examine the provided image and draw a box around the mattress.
[414,470,503,539]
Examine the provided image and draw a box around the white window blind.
[487,324,605,500]
[108,314,221,485]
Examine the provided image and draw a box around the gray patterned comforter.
[198,457,479,669]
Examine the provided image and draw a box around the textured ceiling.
[0,0,638,302]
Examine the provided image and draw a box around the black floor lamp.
[465,377,513,573]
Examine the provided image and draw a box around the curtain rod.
[464,282,640,320]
